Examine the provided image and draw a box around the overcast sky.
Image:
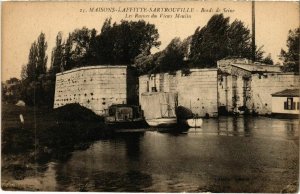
[2,1,299,81]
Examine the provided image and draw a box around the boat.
[146,117,177,127]
[185,117,203,128]
[104,104,147,129]
[143,92,178,128]
[175,106,203,128]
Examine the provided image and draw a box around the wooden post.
[252,1,256,62]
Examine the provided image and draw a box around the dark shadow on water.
[93,170,153,192]
[122,132,144,160]
[157,125,189,136]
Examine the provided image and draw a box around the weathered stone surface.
[217,58,299,115]
[54,66,129,115]
[139,69,218,118]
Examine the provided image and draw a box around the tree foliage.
[59,20,161,71]
[134,37,191,75]
[36,33,48,76]
[261,53,274,65]
[97,19,160,65]
[280,28,299,73]
[24,33,48,82]
[189,14,265,67]
[50,32,63,76]
[134,51,159,75]
[20,32,50,106]
[156,37,186,73]
[60,27,96,70]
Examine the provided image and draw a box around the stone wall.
[139,69,218,118]
[218,72,299,115]
[251,73,299,114]
[218,67,252,113]
[54,66,137,115]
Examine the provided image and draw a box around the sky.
[1,1,299,81]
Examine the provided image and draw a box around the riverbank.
[2,103,299,192]
[1,103,111,190]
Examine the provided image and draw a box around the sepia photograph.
[1,1,299,192]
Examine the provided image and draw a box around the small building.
[54,65,138,115]
[217,58,299,115]
[271,89,299,118]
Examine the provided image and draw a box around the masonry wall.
[218,74,249,113]
[218,72,299,115]
[139,69,218,118]
[251,73,299,115]
[54,66,132,115]
[218,75,233,111]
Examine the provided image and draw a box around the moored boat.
[146,117,177,127]
[104,104,147,129]
[186,117,203,128]
[141,92,179,128]
[175,105,203,128]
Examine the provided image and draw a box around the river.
[5,116,299,192]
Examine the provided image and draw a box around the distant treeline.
[3,14,299,107]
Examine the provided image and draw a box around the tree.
[24,32,48,81]
[190,14,230,67]
[36,33,48,77]
[95,18,113,64]
[190,14,265,67]
[26,42,38,81]
[2,78,21,103]
[69,27,97,68]
[50,32,63,75]
[20,64,28,81]
[62,34,73,71]
[134,36,192,75]
[280,28,299,73]
[58,20,160,71]
[59,27,100,70]
[261,53,274,65]
[227,20,251,59]
[21,32,48,106]
[156,37,186,73]
[134,51,161,75]
[97,19,161,65]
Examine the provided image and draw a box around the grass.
[1,103,112,188]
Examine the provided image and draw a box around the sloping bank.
[2,103,111,190]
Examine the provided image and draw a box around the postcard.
[1,1,299,192]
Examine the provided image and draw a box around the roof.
[232,63,282,73]
[271,89,299,97]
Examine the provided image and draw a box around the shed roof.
[271,89,299,97]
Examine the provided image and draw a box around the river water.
[8,116,299,192]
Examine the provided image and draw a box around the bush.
[2,127,34,154]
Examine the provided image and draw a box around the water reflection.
[285,121,296,138]
[118,132,144,160]
[7,117,299,192]
[216,116,258,137]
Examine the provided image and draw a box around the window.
[151,87,157,92]
[284,98,296,110]
[146,81,149,92]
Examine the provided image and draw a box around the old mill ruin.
[54,58,299,118]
